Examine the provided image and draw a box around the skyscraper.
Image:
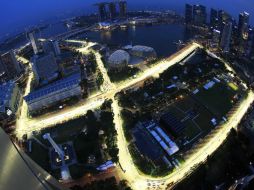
[0,50,22,80]
[238,12,250,41]
[210,8,218,27]
[220,22,233,52]
[185,4,193,24]
[212,29,221,46]
[31,53,59,85]
[28,32,40,55]
[43,40,61,56]
[96,3,108,21]
[108,2,117,20]
[193,5,207,26]
[119,1,127,18]
[218,10,232,27]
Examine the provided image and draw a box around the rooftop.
[24,73,81,103]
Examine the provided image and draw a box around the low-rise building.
[0,81,21,121]
[24,73,82,114]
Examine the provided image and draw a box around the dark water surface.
[79,24,192,57]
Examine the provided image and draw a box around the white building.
[108,50,130,71]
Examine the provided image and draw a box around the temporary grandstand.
[144,121,179,156]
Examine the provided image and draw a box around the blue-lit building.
[31,53,59,86]
[24,73,81,114]
[193,5,207,26]
[0,81,21,121]
[0,50,22,83]
[220,22,233,53]
[42,40,61,56]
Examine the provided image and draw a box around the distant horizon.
[1,0,254,41]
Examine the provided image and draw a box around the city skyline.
[1,0,254,41]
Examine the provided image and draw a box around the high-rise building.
[29,32,40,55]
[220,22,233,52]
[108,2,117,20]
[218,10,231,24]
[248,28,254,58]
[185,4,193,24]
[31,53,59,85]
[43,40,61,56]
[193,5,207,26]
[212,29,221,45]
[96,3,108,21]
[0,128,69,190]
[210,8,218,27]
[238,12,250,41]
[119,1,127,18]
[0,50,22,80]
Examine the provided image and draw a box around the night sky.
[1,0,254,40]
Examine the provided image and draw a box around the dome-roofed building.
[131,45,157,60]
[108,50,130,71]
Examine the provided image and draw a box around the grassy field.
[194,82,236,118]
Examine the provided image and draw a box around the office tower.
[220,22,233,52]
[212,29,221,45]
[218,10,231,24]
[185,4,193,24]
[29,32,40,55]
[0,50,22,80]
[238,12,250,41]
[96,3,107,21]
[108,2,117,20]
[0,128,69,190]
[210,8,218,27]
[31,53,59,85]
[119,1,127,18]
[43,40,61,56]
[218,10,232,31]
[193,5,207,26]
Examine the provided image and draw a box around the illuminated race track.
[15,42,254,190]
[112,91,254,190]
[15,42,199,137]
